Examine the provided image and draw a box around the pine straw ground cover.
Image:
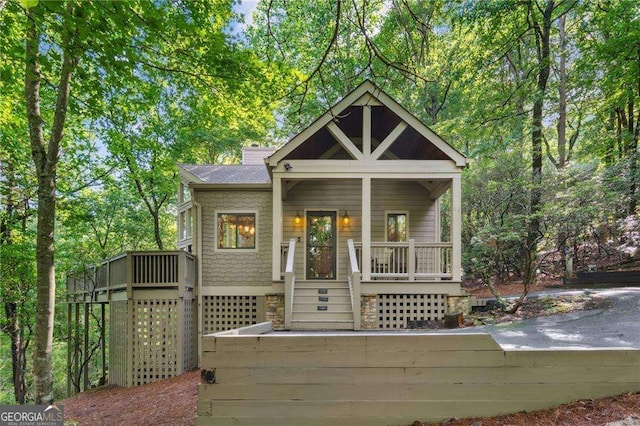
[62,283,637,426]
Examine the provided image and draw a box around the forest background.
[1,0,639,405]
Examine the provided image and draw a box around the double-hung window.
[217,213,256,249]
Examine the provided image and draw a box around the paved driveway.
[446,287,640,349]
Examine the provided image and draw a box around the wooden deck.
[66,250,196,302]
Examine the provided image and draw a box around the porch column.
[451,175,462,282]
[362,177,371,281]
[272,175,283,282]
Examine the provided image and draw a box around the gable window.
[386,212,408,242]
[217,213,256,249]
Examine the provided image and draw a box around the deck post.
[83,303,89,391]
[66,302,72,396]
[272,176,283,282]
[451,176,462,282]
[176,253,185,374]
[125,252,134,387]
[408,239,415,281]
[362,177,371,281]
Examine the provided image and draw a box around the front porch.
[279,236,464,331]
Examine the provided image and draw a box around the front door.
[306,211,337,280]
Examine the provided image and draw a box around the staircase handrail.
[347,239,361,330]
[284,238,296,329]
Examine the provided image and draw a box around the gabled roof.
[179,164,271,185]
[267,80,467,167]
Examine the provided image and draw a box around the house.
[66,80,468,390]
[176,80,468,334]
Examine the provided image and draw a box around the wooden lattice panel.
[377,294,447,329]
[202,296,258,333]
[108,301,128,386]
[182,299,197,372]
[131,299,178,386]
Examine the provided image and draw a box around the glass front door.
[306,211,337,280]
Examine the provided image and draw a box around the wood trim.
[267,81,377,166]
[371,122,408,160]
[363,105,371,158]
[326,122,364,160]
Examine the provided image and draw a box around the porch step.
[294,280,350,289]
[293,295,352,305]
[290,280,354,329]
[293,302,352,313]
[290,320,354,330]
[291,311,353,321]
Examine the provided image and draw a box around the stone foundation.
[360,294,378,330]
[447,294,470,315]
[265,293,284,330]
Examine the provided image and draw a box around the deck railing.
[67,251,196,298]
[354,240,452,281]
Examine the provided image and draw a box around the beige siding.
[282,179,437,280]
[196,190,273,287]
[198,330,640,425]
[284,180,362,280]
[371,180,436,242]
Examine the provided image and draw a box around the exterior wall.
[196,190,273,287]
[283,179,362,280]
[198,330,640,425]
[282,179,437,280]
[371,180,437,242]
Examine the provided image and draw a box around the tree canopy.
[1,0,639,402]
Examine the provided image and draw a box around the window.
[387,213,407,242]
[217,213,256,249]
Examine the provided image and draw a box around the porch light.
[342,210,350,226]
[294,211,302,226]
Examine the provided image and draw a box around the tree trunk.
[25,3,79,405]
[523,0,554,295]
[0,164,28,404]
[556,13,567,168]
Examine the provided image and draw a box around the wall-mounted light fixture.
[342,210,350,227]
[284,163,293,171]
[294,211,302,226]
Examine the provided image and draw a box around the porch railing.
[354,240,452,281]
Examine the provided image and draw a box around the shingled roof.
[179,164,271,185]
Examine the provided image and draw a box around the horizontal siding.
[283,179,439,280]
[371,180,436,242]
[284,179,362,280]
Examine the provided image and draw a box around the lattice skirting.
[108,301,128,386]
[377,294,447,329]
[182,299,196,372]
[131,299,178,386]
[202,295,261,333]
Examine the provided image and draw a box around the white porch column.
[451,175,462,282]
[362,177,371,281]
[272,175,283,282]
